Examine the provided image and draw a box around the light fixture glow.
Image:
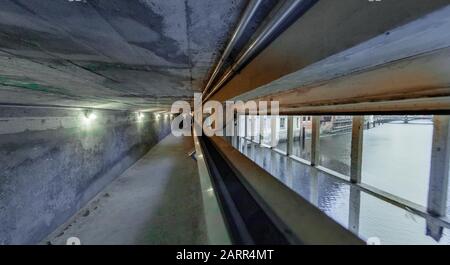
[82,111,97,126]
[136,112,145,121]
[87,113,97,120]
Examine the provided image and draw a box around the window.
[274,116,288,153]
[293,116,312,161]
[238,115,246,137]
[253,115,260,143]
[361,115,433,207]
[261,115,272,146]
[358,192,442,244]
[246,115,252,140]
[318,116,352,178]
[280,117,286,129]
[238,137,246,153]
[232,114,450,244]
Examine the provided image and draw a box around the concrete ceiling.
[0,0,247,110]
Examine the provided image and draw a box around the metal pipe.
[203,0,317,103]
[202,0,264,96]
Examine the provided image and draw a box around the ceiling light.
[82,111,97,125]
[137,112,145,121]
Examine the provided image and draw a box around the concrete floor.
[43,135,206,245]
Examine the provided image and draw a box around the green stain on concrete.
[0,76,70,96]
[84,62,155,72]
[16,83,50,93]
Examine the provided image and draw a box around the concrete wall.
[0,106,172,244]
[231,4,450,114]
[0,0,247,110]
[211,0,450,102]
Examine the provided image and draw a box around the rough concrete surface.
[43,134,206,245]
[0,0,247,110]
[0,106,172,244]
[212,0,450,102]
[232,6,450,109]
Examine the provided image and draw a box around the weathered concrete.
[0,0,247,110]
[43,134,206,245]
[0,106,172,244]
[229,5,450,113]
[212,0,450,103]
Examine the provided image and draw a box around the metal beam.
[310,116,320,166]
[236,114,243,150]
[232,112,239,148]
[427,115,450,217]
[259,115,264,144]
[287,116,294,156]
[350,116,364,184]
[270,97,450,115]
[225,5,450,109]
[214,0,449,105]
[244,114,248,139]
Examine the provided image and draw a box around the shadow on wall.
[0,107,172,244]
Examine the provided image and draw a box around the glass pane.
[238,137,246,153]
[319,115,352,177]
[246,115,258,142]
[253,116,260,142]
[261,115,272,146]
[246,116,252,140]
[275,116,288,153]
[232,119,450,244]
[362,115,433,207]
[358,191,450,244]
[238,115,245,137]
[293,116,312,161]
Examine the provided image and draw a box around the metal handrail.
[203,0,318,103]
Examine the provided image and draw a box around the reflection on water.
[285,120,433,205]
[319,131,352,177]
[358,192,450,245]
[235,122,450,244]
[362,122,433,206]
